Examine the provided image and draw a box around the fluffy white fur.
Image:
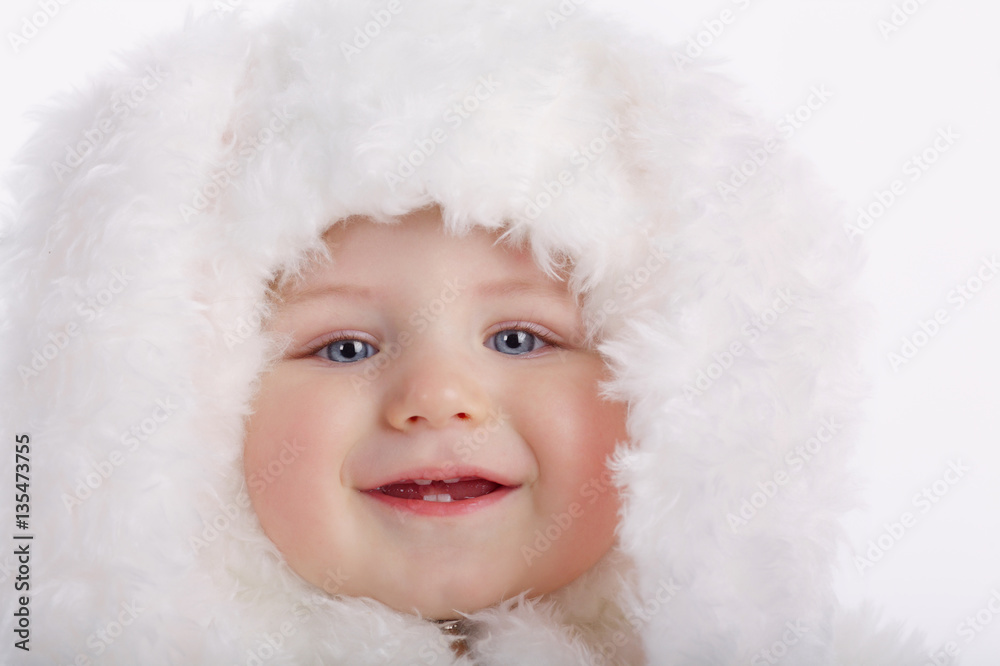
[0,0,928,663]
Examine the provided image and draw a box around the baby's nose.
[383,359,491,431]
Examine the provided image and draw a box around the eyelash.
[489,321,559,352]
[303,331,377,362]
[302,321,560,362]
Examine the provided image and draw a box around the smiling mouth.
[372,477,504,503]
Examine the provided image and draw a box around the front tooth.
[414,479,432,486]
[442,478,461,483]
[421,494,453,502]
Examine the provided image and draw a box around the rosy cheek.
[244,387,327,567]
[247,368,369,508]
[245,375,319,500]
[519,366,626,504]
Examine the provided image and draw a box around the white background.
[3,1,998,662]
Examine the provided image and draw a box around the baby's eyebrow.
[474,278,570,301]
[282,283,372,305]
[281,278,573,308]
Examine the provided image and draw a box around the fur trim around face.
[1,0,927,663]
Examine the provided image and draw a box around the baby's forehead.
[279,212,578,307]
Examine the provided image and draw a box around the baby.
[244,206,628,621]
[0,0,929,663]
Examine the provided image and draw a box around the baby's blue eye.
[489,329,549,356]
[317,339,377,363]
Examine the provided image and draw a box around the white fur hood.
[1,0,928,663]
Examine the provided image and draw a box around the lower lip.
[361,485,519,517]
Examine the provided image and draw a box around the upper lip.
[360,465,520,491]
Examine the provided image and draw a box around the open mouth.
[360,467,520,516]
[372,477,503,503]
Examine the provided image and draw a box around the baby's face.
[244,208,627,619]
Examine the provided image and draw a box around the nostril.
[403,413,471,425]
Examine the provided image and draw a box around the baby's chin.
[364,576,524,621]
[333,556,601,621]
[294,517,619,620]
